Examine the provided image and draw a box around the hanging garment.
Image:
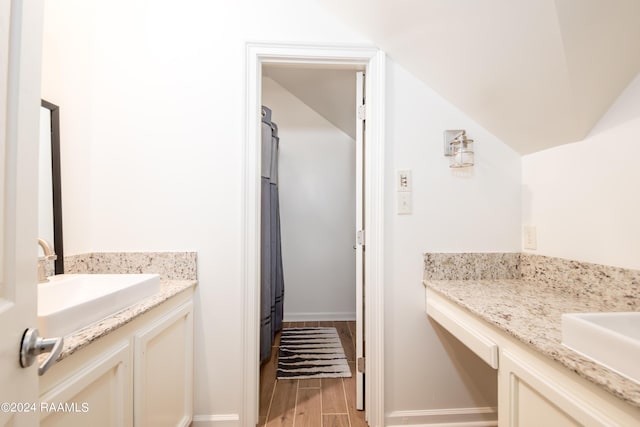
[260,106,285,364]
[270,123,284,336]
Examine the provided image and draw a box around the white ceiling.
[316,0,640,154]
[263,65,357,139]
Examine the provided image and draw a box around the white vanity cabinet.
[498,349,623,426]
[426,288,640,427]
[133,301,193,427]
[39,288,194,427]
[39,340,133,427]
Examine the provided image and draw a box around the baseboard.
[385,407,497,427]
[192,414,241,427]
[283,312,356,322]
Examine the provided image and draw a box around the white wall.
[262,77,356,321]
[384,63,521,421]
[41,0,522,423]
[41,0,95,255]
[41,0,367,422]
[522,72,640,270]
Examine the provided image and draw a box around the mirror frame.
[41,99,64,274]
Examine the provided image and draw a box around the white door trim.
[0,0,44,424]
[242,42,385,427]
[354,70,365,410]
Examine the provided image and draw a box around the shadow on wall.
[587,73,640,138]
[429,318,498,410]
[521,184,533,228]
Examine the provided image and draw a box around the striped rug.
[277,327,352,380]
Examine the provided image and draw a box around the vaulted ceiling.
[316,0,640,154]
[263,66,358,139]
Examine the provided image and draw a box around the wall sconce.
[444,130,474,168]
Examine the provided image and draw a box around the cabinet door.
[40,342,132,427]
[134,301,193,427]
[499,350,617,427]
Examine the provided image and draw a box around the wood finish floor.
[259,321,368,427]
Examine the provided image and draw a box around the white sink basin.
[562,312,640,384]
[38,274,161,337]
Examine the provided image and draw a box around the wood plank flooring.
[259,321,367,427]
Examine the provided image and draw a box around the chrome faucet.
[37,238,57,283]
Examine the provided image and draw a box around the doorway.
[243,43,385,427]
[261,66,360,329]
[259,64,362,425]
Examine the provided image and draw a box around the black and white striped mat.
[277,327,352,379]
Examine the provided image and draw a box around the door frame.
[242,42,385,426]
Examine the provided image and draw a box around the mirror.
[39,100,64,274]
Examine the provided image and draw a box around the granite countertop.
[42,279,196,363]
[424,278,640,408]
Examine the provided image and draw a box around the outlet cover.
[523,225,537,250]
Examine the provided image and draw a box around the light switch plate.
[397,192,412,215]
[397,170,412,192]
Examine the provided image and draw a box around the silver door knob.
[20,328,63,376]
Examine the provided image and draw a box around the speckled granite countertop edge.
[424,278,640,409]
[46,280,196,363]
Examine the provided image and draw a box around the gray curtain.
[260,106,285,363]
